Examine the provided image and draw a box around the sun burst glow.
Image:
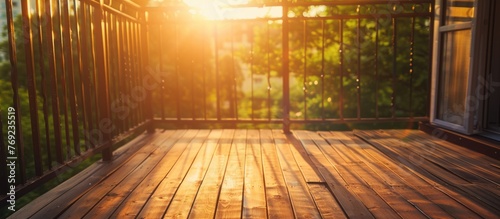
[183,0,282,20]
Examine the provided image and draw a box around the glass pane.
[437,29,471,126]
[444,0,474,25]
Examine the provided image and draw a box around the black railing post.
[282,4,290,133]
[141,11,154,133]
[94,0,113,161]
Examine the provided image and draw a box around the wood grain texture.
[260,129,295,219]
[215,129,246,219]
[242,130,267,219]
[12,129,499,219]
[137,130,210,218]
[189,129,234,218]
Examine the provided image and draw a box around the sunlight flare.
[183,0,281,20]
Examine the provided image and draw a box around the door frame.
[430,0,491,135]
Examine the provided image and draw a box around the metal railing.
[0,0,433,211]
[144,0,433,131]
[0,0,151,205]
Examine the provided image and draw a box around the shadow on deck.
[10,129,500,218]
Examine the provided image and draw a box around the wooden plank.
[410,130,499,164]
[215,129,246,219]
[188,129,235,218]
[320,131,452,218]
[111,130,197,218]
[318,131,409,187]
[285,131,325,183]
[13,132,157,219]
[325,132,427,219]
[307,183,347,219]
[58,131,179,218]
[242,130,267,219]
[259,129,295,219]
[83,130,181,218]
[375,135,500,215]
[354,134,480,218]
[355,130,492,218]
[387,130,500,185]
[310,134,399,218]
[292,132,348,219]
[274,130,323,219]
[293,130,371,219]
[163,130,223,218]
[277,131,345,218]
[136,130,210,218]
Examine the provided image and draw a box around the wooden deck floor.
[11,129,500,219]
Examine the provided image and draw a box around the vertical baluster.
[214,23,221,120]
[90,6,101,145]
[159,24,164,120]
[267,21,271,121]
[140,11,154,132]
[130,20,138,128]
[132,21,143,126]
[409,10,416,118]
[117,16,125,130]
[202,22,207,120]
[130,21,140,126]
[80,3,94,148]
[131,21,140,124]
[73,0,89,151]
[356,6,361,120]
[375,18,379,119]
[62,0,81,155]
[123,19,131,128]
[427,5,434,118]
[130,20,138,126]
[250,31,255,120]
[36,0,52,168]
[107,13,115,134]
[44,0,63,163]
[115,15,126,134]
[127,20,135,126]
[321,20,325,120]
[231,23,238,120]
[282,4,290,133]
[21,0,42,177]
[339,19,344,120]
[392,18,397,118]
[175,21,181,120]
[4,0,25,184]
[302,20,307,121]
[191,53,195,120]
[122,19,132,129]
[94,1,112,161]
[103,12,115,137]
[55,0,71,159]
[127,21,138,128]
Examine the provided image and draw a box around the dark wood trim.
[419,122,500,160]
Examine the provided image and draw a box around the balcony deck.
[10,129,500,219]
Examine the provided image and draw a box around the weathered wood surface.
[11,129,500,219]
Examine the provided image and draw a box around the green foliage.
[147,4,431,124]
